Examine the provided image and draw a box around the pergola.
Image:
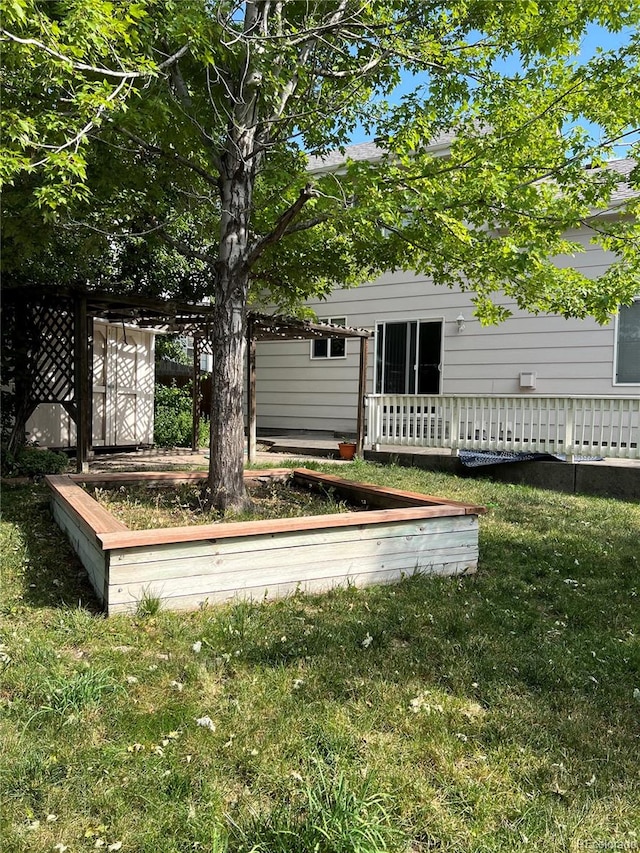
[1,286,371,470]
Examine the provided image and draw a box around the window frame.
[613,297,640,386]
[309,317,348,360]
[374,317,445,395]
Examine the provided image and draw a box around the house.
[19,146,639,460]
[255,147,639,458]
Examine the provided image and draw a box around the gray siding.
[256,229,638,433]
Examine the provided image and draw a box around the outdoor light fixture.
[456,314,466,332]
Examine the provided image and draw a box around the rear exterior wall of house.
[255,228,639,435]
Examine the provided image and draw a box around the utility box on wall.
[519,371,537,390]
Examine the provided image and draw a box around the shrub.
[155,334,190,364]
[3,446,68,477]
[154,382,209,448]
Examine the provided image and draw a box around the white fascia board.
[94,318,162,335]
[306,140,452,177]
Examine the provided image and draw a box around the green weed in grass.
[136,588,163,619]
[32,666,124,720]
[227,767,403,852]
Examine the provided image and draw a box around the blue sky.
[349,24,637,158]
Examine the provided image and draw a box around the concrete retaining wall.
[364,451,640,501]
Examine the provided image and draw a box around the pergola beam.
[191,336,201,453]
[247,318,257,465]
[2,286,372,463]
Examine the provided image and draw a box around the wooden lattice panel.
[30,307,75,403]
[195,334,213,356]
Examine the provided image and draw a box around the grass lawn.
[1,460,639,852]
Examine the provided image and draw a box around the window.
[182,336,213,372]
[375,320,443,394]
[311,317,347,359]
[615,299,640,384]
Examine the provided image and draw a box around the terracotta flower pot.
[338,441,357,460]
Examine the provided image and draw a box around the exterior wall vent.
[519,371,537,389]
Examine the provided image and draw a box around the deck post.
[74,295,91,473]
[356,335,369,456]
[564,398,575,463]
[247,320,257,464]
[191,337,201,452]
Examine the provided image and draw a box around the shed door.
[92,327,108,445]
[114,327,141,445]
[92,325,154,447]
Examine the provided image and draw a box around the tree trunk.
[208,288,248,512]
[207,148,257,510]
[206,0,263,512]
[206,160,254,512]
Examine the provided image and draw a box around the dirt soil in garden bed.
[85,478,368,530]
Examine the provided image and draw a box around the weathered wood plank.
[70,471,208,487]
[47,475,128,543]
[52,500,107,601]
[108,515,478,568]
[292,468,486,514]
[99,504,469,550]
[107,559,477,614]
[109,546,478,602]
[109,554,478,606]
[109,530,477,585]
[68,469,291,487]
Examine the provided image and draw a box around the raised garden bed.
[84,475,359,529]
[45,469,485,615]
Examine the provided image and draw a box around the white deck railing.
[366,395,640,460]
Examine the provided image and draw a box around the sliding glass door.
[375,320,442,394]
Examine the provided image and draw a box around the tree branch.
[115,127,220,185]
[157,230,216,264]
[313,47,393,79]
[30,78,131,165]
[62,219,169,238]
[283,214,331,236]
[246,183,319,266]
[511,127,640,191]
[579,219,639,245]
[0,29,189,78]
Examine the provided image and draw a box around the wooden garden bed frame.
[46,469,485,614]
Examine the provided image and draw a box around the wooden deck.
[46,469,485,615]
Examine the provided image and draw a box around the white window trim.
[612,297,640,386]
[309,316,348,360]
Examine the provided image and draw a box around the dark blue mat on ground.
[458,450,603,467]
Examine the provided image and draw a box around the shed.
[26,319,156,450]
